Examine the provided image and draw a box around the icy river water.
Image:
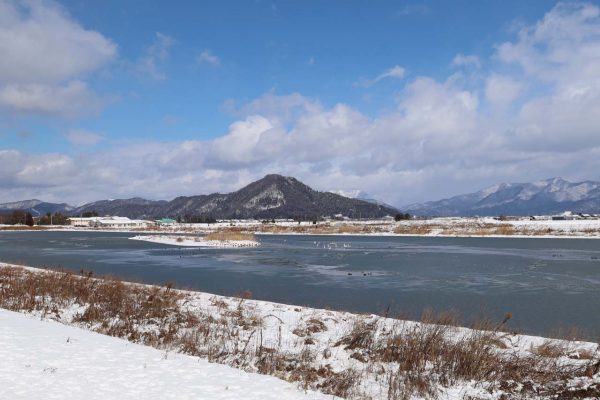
[1,231,599,338]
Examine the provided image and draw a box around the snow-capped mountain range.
[4,177,600,218]
[405,177,600,216]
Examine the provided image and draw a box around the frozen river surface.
[1,231,599,338]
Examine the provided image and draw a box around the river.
[1,231,599,338]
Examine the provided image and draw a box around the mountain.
[71,198,169,218]
[0,199,74,216]
[330,190,398,210]
[71,174,398,219]
[405,177,600,217]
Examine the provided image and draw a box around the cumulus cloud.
[484,74,523,108]
[210,116,279,166]
[0,150,76,189]
[0,0,117,116]
[496,2,600,151]
[0,0,116,83]
[197,50,221,67]
[3,3,600,207]
[496,3,600,82]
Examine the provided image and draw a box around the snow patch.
[130,235,260,248]
[243,184,285,210]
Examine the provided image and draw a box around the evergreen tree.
[25,212,34,226]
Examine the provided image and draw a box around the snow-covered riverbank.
[0,309,332,400]
[1,263,598,399]
[10,217,600,239]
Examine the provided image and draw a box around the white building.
[67,217,99,227]
[68,216,151,228]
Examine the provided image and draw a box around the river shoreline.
[3,216,600,240]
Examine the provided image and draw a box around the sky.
[1,0,600,207]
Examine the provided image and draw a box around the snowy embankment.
[392,217,600,238]
[36,217,600,238]
[129,235,260,248]
[1,263,599,399]
[0,309,331,400]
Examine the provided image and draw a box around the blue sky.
[1,1,600,206]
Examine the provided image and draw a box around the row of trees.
[38,211,98,225]
[0,210,82,226]
[38,212,69,225]
[176,215,217,223]
[0,210,34,226]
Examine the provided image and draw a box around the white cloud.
[3,3,600,208]
[0,0,116,117]
[136,32,174,80]
[452,54,481,68]
[0,150,76,190]
[495,2,600,151]
[211,116,279,166]
[64,130,104,146]
[0,81,103,117]
[357,65,406,87]
[485,74,523,108]
[228,92,321,123]
[398,3,429,16]
[0,0,117,84]
[496,2,600,83]
[197,50,221,67]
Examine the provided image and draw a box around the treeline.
[0,210,75,226]
[38,212,69,225]
[0,210,34,226]
[176,215,217,223]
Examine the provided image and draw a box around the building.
[68,216,151,228]
[155,218,177,225]
[551,211,580,221]
[67,217,99,227]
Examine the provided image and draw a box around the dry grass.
[394,224,434,235]
[337,315,597,400]
[0,267,187,345]
[292,318,328,337]
[438,223,516,236]
[531,340,568,358]
[251,223,387,235]
[205,231,257,241]
[393,222,560,237]
[0,226,47,231]
[0,266,354,398]
[0,265,598,400]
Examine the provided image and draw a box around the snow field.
[129,234,260,247]
[0,309,335,400]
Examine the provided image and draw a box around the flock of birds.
[313,241,352,250]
